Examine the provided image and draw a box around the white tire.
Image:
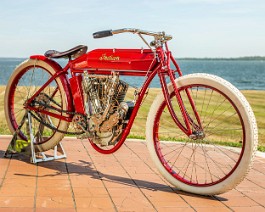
[4,59,69,152]
[146,73,258,195]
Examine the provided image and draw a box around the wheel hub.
[35,93,50,110]
[189,131,205,140]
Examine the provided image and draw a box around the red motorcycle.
[4,28,257,195]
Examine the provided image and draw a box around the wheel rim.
[153,84,245,187]
[8,65,63,145]
[89,133,125,154]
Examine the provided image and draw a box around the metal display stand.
[4,111,67,164]
[30,142,67,164]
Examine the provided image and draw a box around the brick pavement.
[0,135,264,211]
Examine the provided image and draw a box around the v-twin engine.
[82,71,133,146]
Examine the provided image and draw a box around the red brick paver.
[0,135,264,211]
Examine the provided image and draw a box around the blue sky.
[0,0,264,58]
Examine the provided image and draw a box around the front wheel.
[146,74,258,195]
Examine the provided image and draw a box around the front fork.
[158,48,203,138]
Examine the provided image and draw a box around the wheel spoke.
[152,83,245,187]
[6,63,65,148]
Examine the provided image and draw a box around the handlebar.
[92,28,172,41]
[92,30,113,39]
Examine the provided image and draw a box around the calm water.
[0,58,264,90]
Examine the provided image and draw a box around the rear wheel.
[4,59,69,152]
[146,74,257,195]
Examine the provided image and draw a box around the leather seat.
[44,45,88,59]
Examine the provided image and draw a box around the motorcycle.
[4,28,258,195]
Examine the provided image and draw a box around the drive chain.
[29,95,87,135]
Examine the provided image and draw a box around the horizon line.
[0,56,265,60]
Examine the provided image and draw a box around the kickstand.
[5,110,67,164]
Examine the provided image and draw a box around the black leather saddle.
[44,45,88,59]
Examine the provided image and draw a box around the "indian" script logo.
[99,54,120,61]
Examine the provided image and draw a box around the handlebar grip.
[93,30,113,39]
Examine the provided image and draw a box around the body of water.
[0,57,264,90]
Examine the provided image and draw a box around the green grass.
[258,146,265,152]
[1,86,265,151]
[128,133,244,149]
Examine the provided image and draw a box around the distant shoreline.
[177,56,265,61]
[0,56,265,61]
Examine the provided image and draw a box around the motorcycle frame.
[26,42,201,153]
